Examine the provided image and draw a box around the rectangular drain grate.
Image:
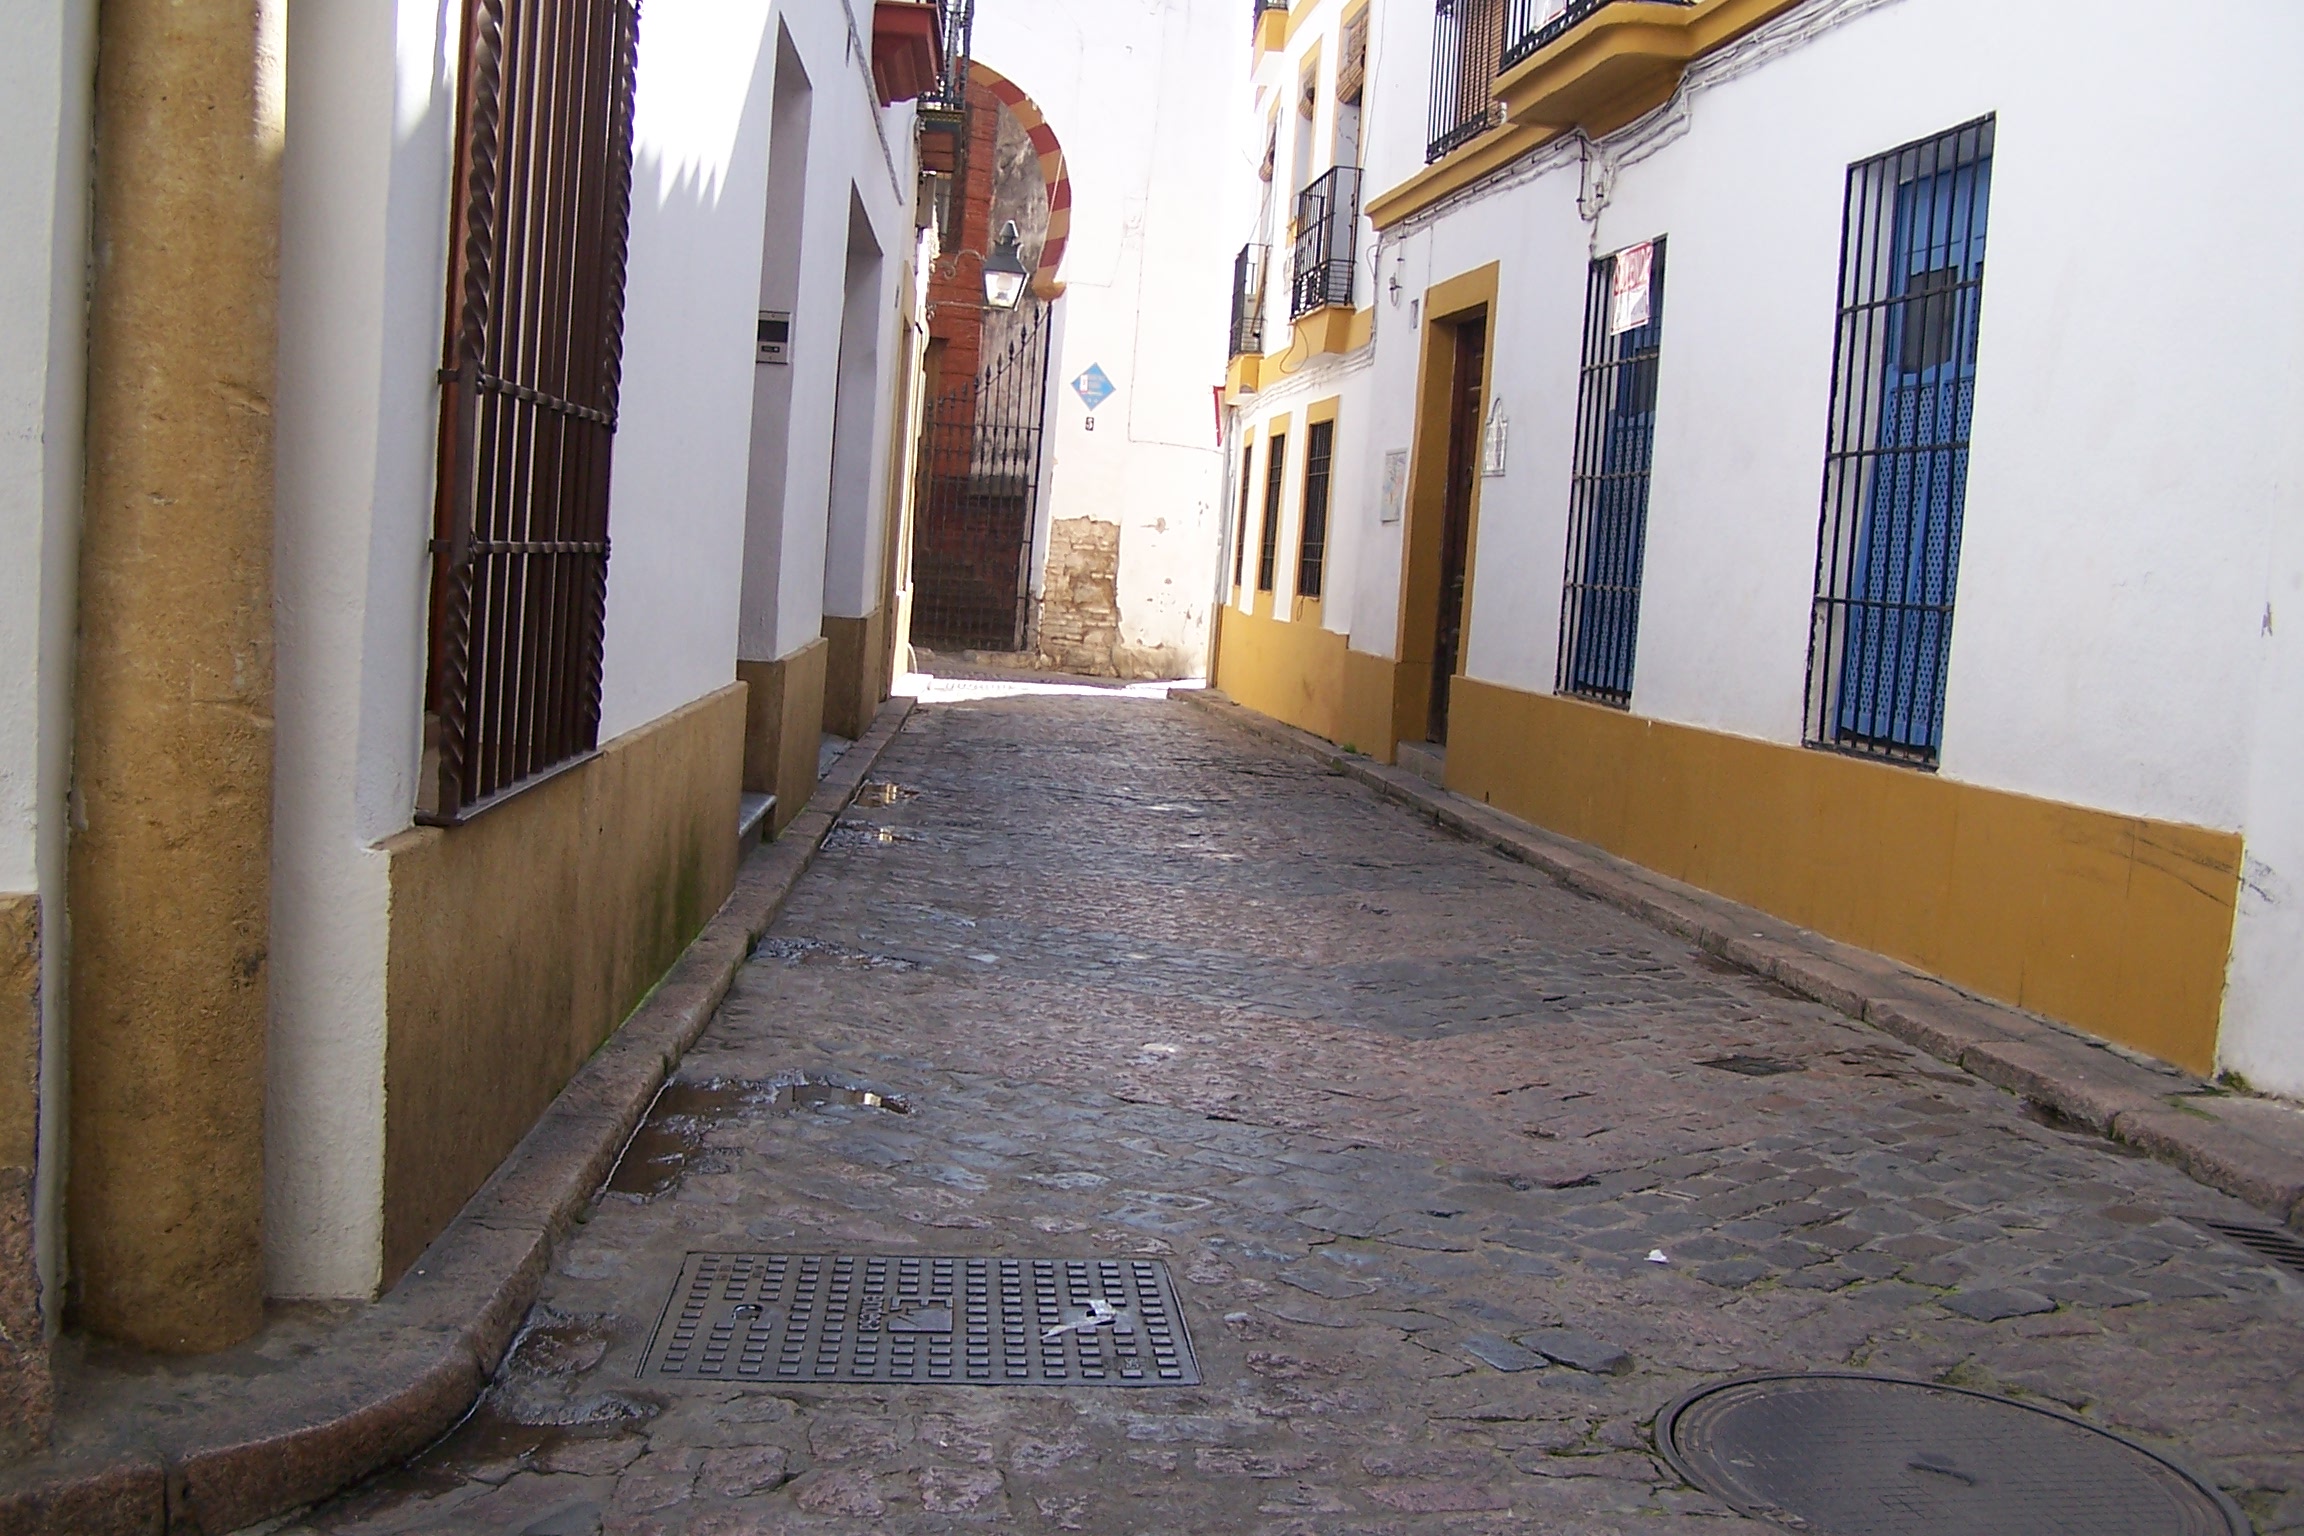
[640,1253,1200,1386]
[2191,1218,2304,1278]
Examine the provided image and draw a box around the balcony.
[871,0,946,106]
[1289,167,1362,319]
[1426,0,1506,163]
[1494,0,1791,140]
[1253,0,1289,51]
[1230,244,1269,358]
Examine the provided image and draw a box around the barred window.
[1556,238,1665,707]
[1233,440,1254,588]
[1804,116,1993,765]
[1297,419,1334,600]
[422,0,642,822]
[1257,432,1287,592]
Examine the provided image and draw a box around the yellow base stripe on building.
[1445,677,2240,1075]
[1213,606,1396,764]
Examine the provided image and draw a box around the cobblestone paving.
[290,685,2304,1535]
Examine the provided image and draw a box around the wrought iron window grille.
[1556,239,1665,708]
[1500,0,1696,73]
[1290,167,1362,318]
[1233,441,1255,588]
[1230,244,1269,358]
[1297,419,1335,600]
[1257,433,1287,592]
[1427,0,1506,163]
[421,0,641,825]
[1803,116,1994,767]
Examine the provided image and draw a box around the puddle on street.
[607,1075,911,1197]
[1698,1054,1804,1077]
[312,1312,660,1523]
[2022,1097,2148,1155]
[829,821,921,849]
[752,934,917,971]
[853,780,919,807]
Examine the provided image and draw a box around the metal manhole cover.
[1658,1373,2246,1535]
[640,1253,1199,1387]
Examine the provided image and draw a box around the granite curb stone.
[1179,686,2304,1237]
[0,698,915,1536]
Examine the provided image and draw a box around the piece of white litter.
[1646,1250,1670,1264]
[970,953,999,964]
[1224,1311,1252,1324]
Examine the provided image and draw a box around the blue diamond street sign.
[1071,364,1114,412]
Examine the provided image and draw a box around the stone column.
[68,0,283,1352]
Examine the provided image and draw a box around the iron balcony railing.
[1427,0,1506,163]
[1230,243,1268,357]
[919,0,974,117]
[1289,166,1361,318]
[1254,0,1289,19]
[1501,0,1697,71]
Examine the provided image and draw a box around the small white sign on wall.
[1380,449,1408,524]
[1483,398,1508,477]
[1609,240,1655,335]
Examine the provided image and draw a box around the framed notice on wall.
[1380,448,1408,524]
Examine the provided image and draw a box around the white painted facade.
[970,0,1242,677]
[263,0,922,1297]
[1230,0,2304,1088]
[0,0,95,1331]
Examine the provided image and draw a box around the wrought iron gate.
[910,306,1053,652]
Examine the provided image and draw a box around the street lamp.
[982,220,1028,310]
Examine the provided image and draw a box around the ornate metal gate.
[910,305,1053,652]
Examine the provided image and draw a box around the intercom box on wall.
[757,311,791,365]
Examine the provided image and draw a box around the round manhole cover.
[1657,1373,2247,1536]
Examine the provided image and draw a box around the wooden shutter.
[424,0,642,823]
[1336,7,1369,103]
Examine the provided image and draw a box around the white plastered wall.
[270,0,460,1297]
[0,0,95,1325]
[1320,0,2304,1083]
[972,0,1242,676]
[751,0,913,663]
[268,0,915,1295]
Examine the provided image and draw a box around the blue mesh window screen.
[1257,433,1287,592]
[1805,117,1993,764]
[1556,238,1666,706]
[1297,419,1335,599]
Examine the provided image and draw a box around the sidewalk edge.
[1176,687,2304,1235]
[0,699,916,1536]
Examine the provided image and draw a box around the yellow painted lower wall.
[822,609,889,741]
[378,682,747,1282]
[1447,677,2242,1074]
[0,894,49,1454]
[1214,606,1396,764]
[738,637,828,835]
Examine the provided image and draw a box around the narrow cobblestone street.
[289,682,2304,1536]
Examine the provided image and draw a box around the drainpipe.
[68,0,284,1351]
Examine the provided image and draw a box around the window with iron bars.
[1804,116,1993,766]
[422,0,641,824]
[1427,0,1505,163]
[1290,167,1361,318]
[1556,239,1665,707]
[1297,419,1335,600]
[1257,432,1287,592]
[1233,440,1254,588]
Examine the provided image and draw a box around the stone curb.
[0,699,916,1536]
[1177,687,2304,1235]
